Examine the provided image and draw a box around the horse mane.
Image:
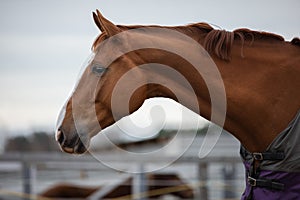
[93,22,295,61]
[291,37,300,46]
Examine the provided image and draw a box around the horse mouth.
[56,129,90,154]
[61,139,88,154]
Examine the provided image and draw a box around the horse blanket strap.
[252,152,285,161]
[244,150,285,200]
[247,176,284,191]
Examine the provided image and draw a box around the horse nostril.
[56,129,65,145]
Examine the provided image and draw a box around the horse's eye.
[92,64,106,75]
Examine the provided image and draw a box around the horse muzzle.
[56,128,89,154]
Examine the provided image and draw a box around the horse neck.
[218,40,300,151]
[133,30,300,152]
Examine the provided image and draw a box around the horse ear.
[93,9,121,37]
[93,11,104,32]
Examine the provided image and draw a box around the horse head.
[56,10,148,154]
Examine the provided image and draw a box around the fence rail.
[0,153,243,200]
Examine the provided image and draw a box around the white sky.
[0,0,299,137]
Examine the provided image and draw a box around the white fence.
[0,152,244,200]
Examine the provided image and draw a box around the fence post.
[132,164,147,200]
[22,161,35,199]
[198,162,208,200]
[222,163,236,199]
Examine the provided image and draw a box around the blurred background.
[0,0,299,199]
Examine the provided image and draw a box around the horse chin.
[60,136,90,155]
[74,138,90,154]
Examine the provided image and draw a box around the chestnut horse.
[41,173,194,199]
[56,10,300,199]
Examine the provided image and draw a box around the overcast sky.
[0,0,299,138]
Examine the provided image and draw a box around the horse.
[56,10,300,199]
[40,173,194,199]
